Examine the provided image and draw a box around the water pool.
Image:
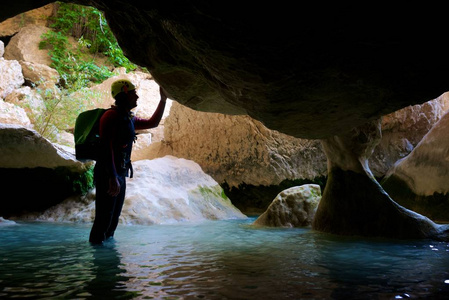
[0,218,448,299]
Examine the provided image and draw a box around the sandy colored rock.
[149,102,327,187]
[0,123,84,170]
[24,156,247,224]
[19,60,59,86]
[0,4,54,37]
[383,110,449,196]
[0,100,30,126]
[4,25,52,66]
[0,58,24,99]
[253,184,321,227]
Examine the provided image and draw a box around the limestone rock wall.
[370,93,449,177]
[148,102,327,188]
[382,109,449,222]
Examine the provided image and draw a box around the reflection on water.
[0,218,448,299]
[86,242,136,299]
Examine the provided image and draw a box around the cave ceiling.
[2,2,448,139]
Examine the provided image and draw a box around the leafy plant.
[40,1,137,81]
[35,2,141,143]
[32,86,102,142]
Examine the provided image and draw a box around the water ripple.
[0,220,448,299]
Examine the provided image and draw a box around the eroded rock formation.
[2,2,449,239]
[2,2,448,139]
[149,102,327,188]
[313,119,449,240]
[382,110,449,222]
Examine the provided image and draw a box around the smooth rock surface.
[253,184,321,227]
[20,156,247,224]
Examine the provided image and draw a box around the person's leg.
[105,176,126,239]
[89,169,116,244]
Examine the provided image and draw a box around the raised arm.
[134,86,168,130]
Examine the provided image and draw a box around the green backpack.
[74,108,108,161]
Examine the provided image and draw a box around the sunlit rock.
[370,93,449,177]
[382,110,449,222]
[0,123,83,169]
[149,102,327,187]
[253,184,321,227]
[0,57,23,99]
[4,86,45,123]
[0,100,31,126]
[313,119,449,240]
[22,156,247,224]
[123,156,247,224]
[0,3,54,37]
[4,25,52,66]
[19,61,60,88]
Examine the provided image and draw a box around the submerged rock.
[21,156,247,224]
[253,184,321,227]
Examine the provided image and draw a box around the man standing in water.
[89,79,167,244]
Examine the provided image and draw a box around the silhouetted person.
[89,79,167,244]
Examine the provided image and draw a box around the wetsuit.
[89,100,166,244]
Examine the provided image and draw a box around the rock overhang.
[2,1,448,139]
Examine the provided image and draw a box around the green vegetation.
[39,2,138,88]
[198,186,231,202]
[33,2,142,142]
[70,165,95,195]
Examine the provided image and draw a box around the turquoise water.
[0,218,448,299]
